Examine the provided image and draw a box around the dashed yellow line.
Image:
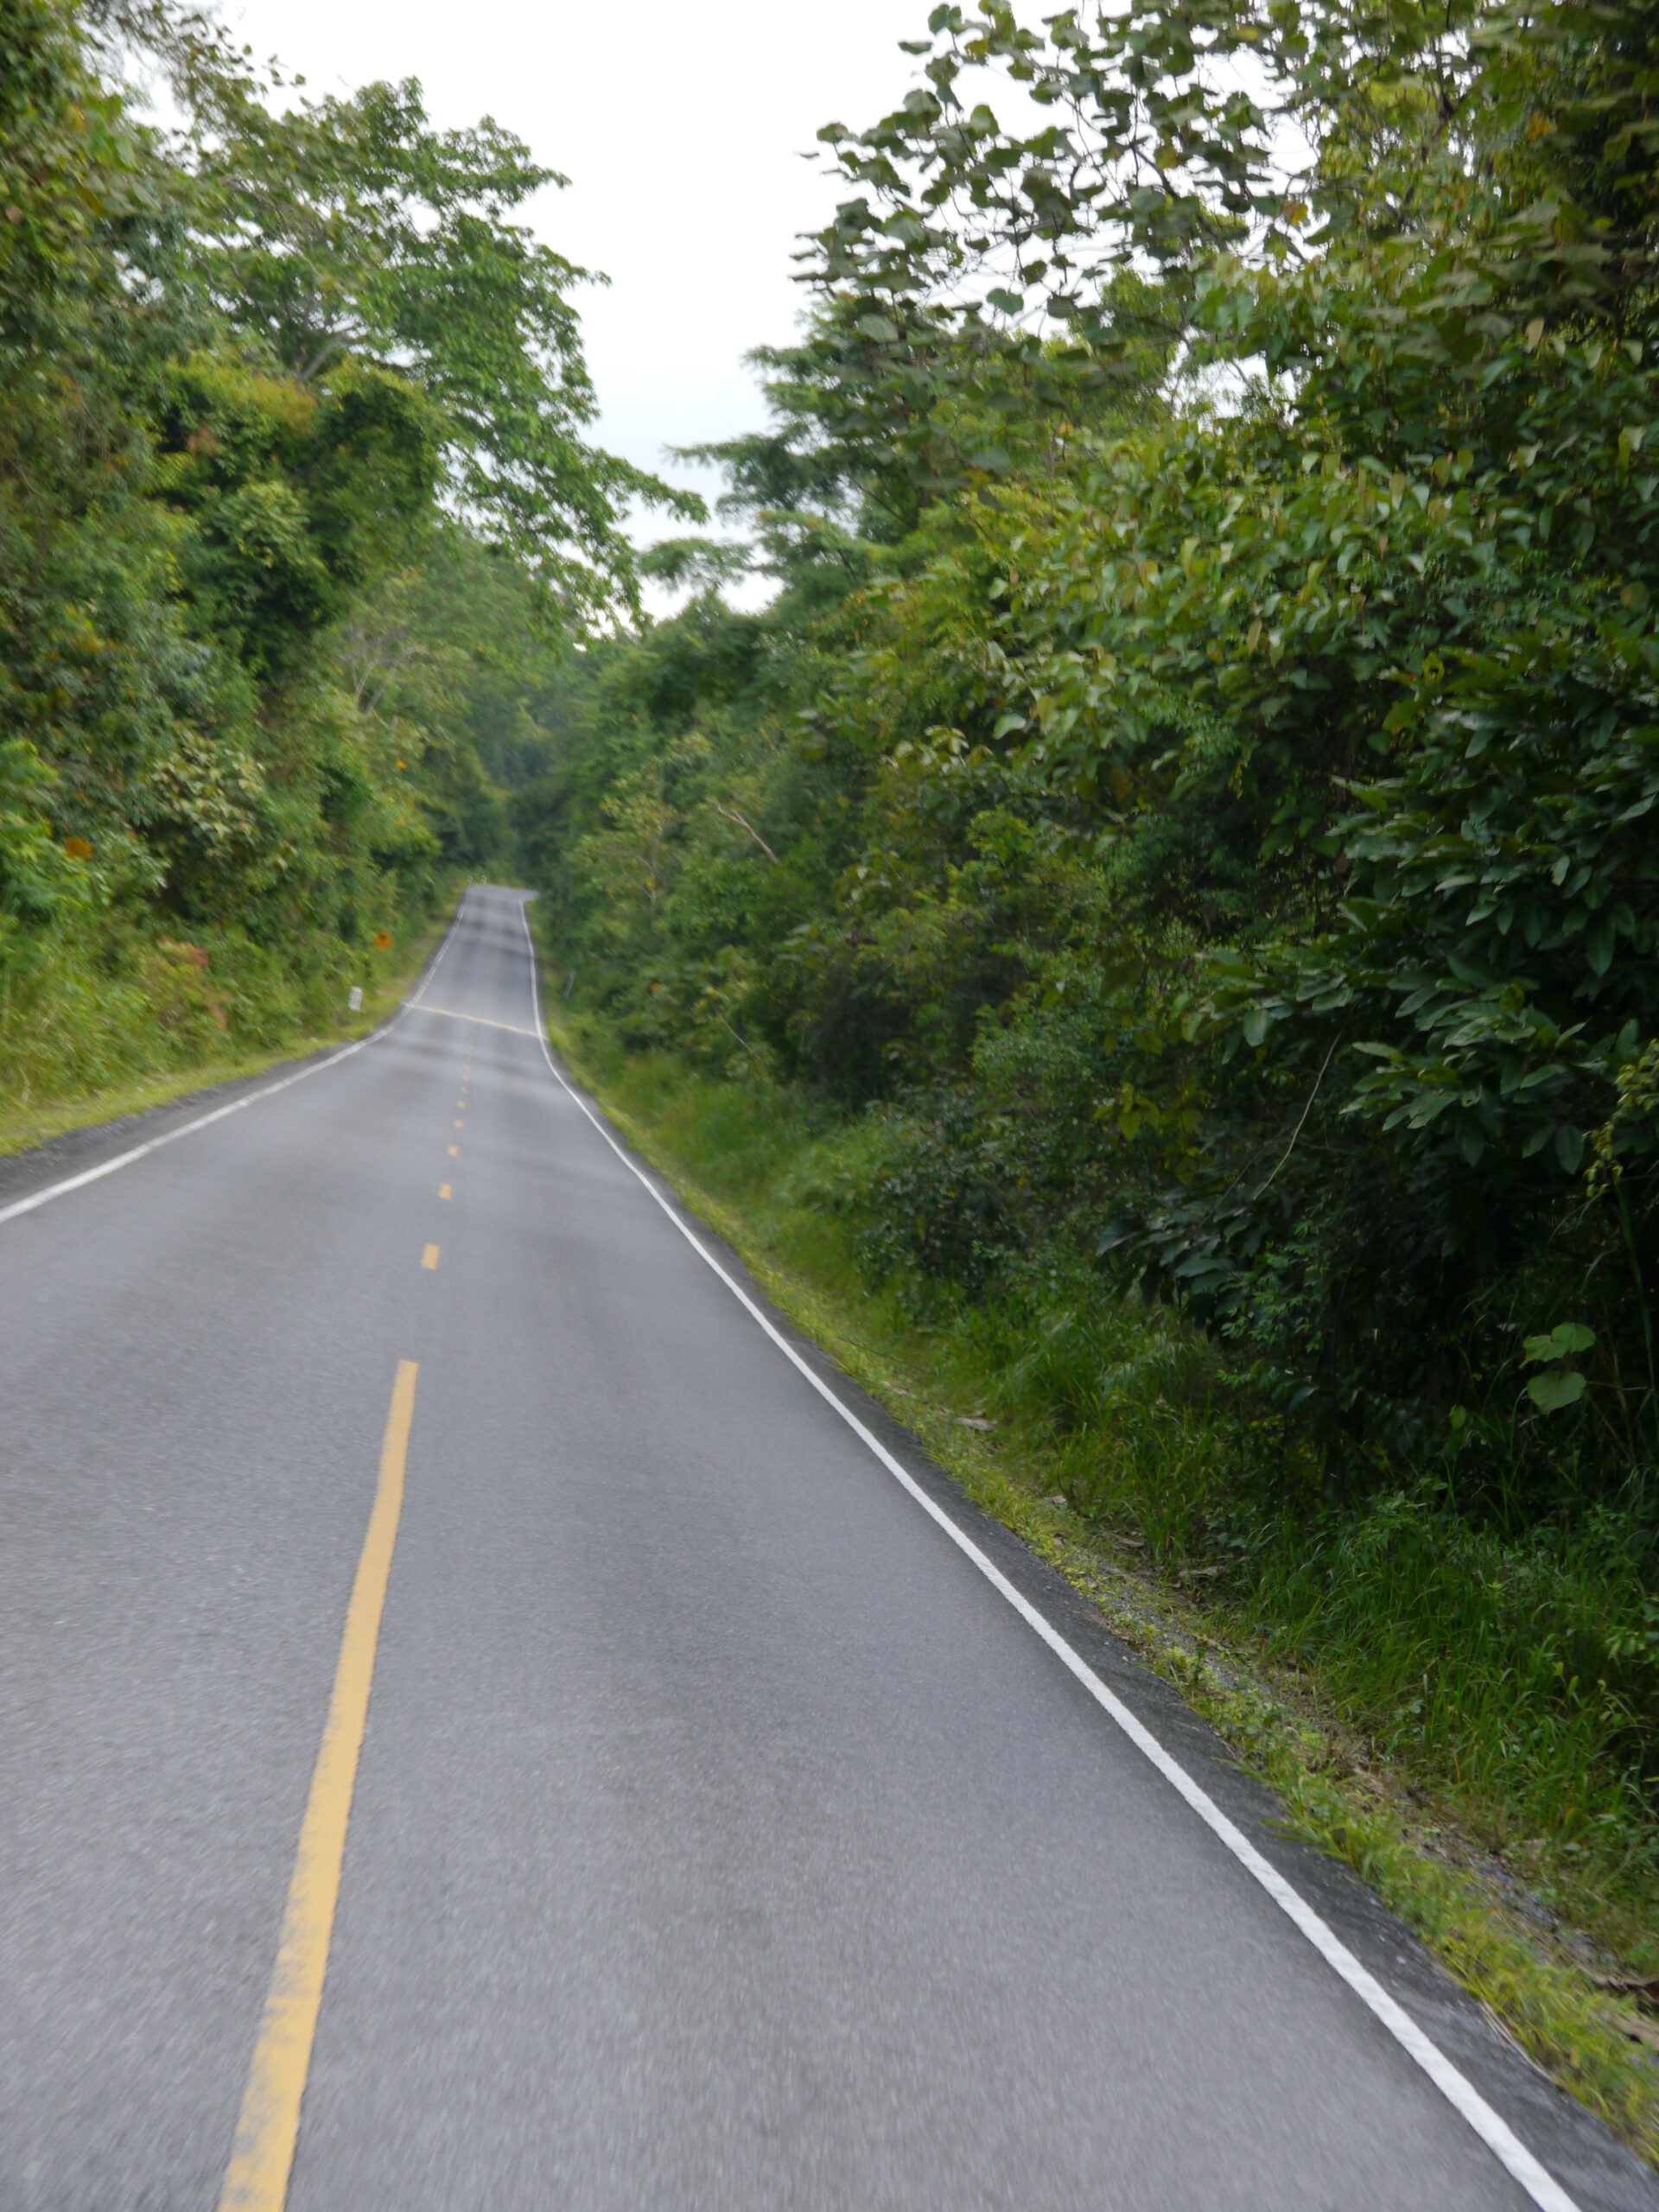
[218,1361,418,2212]
[438,1184,452,1200]
[422,1244,440,1270]
[447,1145,458,1158]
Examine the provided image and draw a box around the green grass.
[0,882,465,1157]
[546,1010,1659,2162]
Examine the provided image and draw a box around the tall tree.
[156,38,700,620]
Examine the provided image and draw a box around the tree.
[163,56,702,620]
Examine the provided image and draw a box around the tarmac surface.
[3,882,1655,2211]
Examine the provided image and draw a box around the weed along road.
[2,884,1655,2212]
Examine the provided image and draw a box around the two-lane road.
[2,885,1653,2210]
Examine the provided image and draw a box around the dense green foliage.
[0,0,685,1105]
[524,0,1659,1903]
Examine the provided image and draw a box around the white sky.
[222,0,932,600]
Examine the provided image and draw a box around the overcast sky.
[222,0,931,591]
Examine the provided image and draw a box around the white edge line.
[414,1005,540,1039]
[512,893,1580,2212]
[0,896,471,1233]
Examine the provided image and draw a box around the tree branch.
[1255,1025,1346,1199]
[711,802,778,863]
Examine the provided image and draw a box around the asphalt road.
[3,883,1655,2212]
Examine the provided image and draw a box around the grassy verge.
[545,1003,1659,2164]
[0,880,467,1159]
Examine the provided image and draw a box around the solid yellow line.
[422,1244,439,1269]
[218,1360,418,2212]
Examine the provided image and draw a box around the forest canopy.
[0,0,691,1092]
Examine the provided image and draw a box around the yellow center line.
[447,1145,458,1158]
[422,1244,440,1269]
[438,1184,451,1200]
[218,1360,418,2212]
[454,1120,464,1130]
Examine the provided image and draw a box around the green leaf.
[1526,1370,1586,1414]
[1522,1323,1596,1363]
